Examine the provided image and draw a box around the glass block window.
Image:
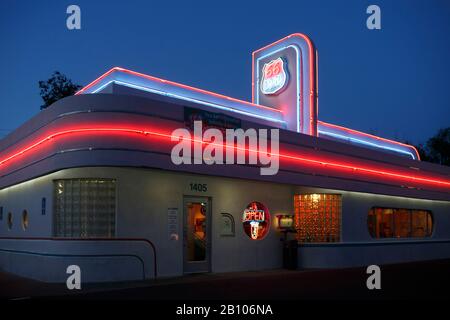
[294,194,341,243]
[54,179,116,238]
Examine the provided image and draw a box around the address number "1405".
[190,183,208,192]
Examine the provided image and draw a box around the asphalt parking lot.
[1,259,450,300]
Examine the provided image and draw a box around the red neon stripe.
[1,126,449,188]
[318,121,421,160]
[76,67,282,114]
[251,52,255,104]
[75,68,117,95]
[252,33,316,135]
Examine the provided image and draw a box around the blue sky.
[0,0,449,144]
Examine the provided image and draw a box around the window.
[368,207,394,238]
[7,212,12,230]
[22,210,29,230]
[54,179,116,238]
[0,206,3,221]
[294,194,341,243]
[412,210,433,238]
[394,209,410,238]
[368,207,433,239]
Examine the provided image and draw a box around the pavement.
[1,258,450,300]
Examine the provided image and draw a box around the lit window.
[394,209,410,238]
[294,194,341,243]
[368,207,433,239]
[22,210,29,230]
[412,210,433,238]
[53,179,116,238]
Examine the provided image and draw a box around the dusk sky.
[0,0,449,144]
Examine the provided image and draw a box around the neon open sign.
[242,201,271,240]
[243,209,265,222]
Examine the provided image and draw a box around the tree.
[411,127,450,166]
[426,127,450,166]
[39,71,82,109]
[414,143,431,162]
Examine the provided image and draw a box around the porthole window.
[22,210,29,230]
[7,212,13,230]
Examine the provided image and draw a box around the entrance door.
[183,197,211,274]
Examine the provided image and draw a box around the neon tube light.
[252,34,418,160]
[77,67,283,114]
[80,67,281,112]
[318,130,416,159]
[76,66,419,161]
[0,125,449,189]
[253,33,317,136]
[92,79,286,124]
[255,45,301,132]
[318,121,420,160]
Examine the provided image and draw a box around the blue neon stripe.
[318,130,416,160]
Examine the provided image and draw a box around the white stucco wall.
[1,166,450,282]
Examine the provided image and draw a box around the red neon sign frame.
[252,33,317,136]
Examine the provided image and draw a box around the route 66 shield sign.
[260,57,288,95]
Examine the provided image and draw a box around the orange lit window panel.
[368,207,433,239]
[294,194,341,243]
